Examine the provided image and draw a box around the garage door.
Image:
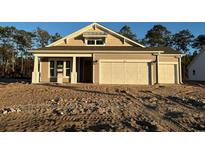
[159,64,177,84]
[100,60,149,85]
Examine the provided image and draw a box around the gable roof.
[47,22,146,48]
[32,46,182,54]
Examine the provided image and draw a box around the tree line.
[119,25,205,79]
[0,24,204,80]
[0,26,62,78]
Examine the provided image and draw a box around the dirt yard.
[0,81,205,132]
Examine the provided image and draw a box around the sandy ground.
[0,81,205,132]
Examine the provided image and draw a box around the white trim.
[150,63,153,85]
[30,50,164,54]
[47,23,145,48]
[99,59,154,63]
[159,62,178,64]
[34,54,92,57]
[40,58,42,82]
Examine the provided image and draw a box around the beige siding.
[40,58,49,82]
[55,26,133,46]
[159,55,178,62]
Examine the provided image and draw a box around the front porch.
[32,54,93,84]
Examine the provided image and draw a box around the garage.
[158,63,177,84]
[99,60,150,85]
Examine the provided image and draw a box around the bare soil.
[0,81,205,132]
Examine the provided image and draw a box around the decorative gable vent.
[64,39,67,44]
[83,31,107,38]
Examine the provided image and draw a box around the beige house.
[30,23,183,85]
[188,48,205,81]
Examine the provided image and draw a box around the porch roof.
[31,46,182,54]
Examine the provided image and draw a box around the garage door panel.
[125,63,148,84]
[159,64,176,84]
[112,62,125,84]
[100,62,112,84]
[125,63,138,84]
[100,61,149,85]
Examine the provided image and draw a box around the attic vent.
[64,39,67,44]
[83,31,107,38]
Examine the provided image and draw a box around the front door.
[83,60,93,83]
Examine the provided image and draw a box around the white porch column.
[179,56,182,84]
[156,54,160,84]
[71,56,77,83]
[32,55,40,83]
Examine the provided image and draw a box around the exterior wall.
[93,53,156,84]
[159,55,178,62]
[40,58,49,82]
[40,57,72,83]
[56,26,133,46]
[39,53,180,85]
[188,50,205,81]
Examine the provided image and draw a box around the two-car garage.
[99,60,178,85]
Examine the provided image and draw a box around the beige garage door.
[100,61,149,85]
[159,64,177,84]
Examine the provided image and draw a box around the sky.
[0,22,204,52]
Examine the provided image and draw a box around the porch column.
[156,54,160,84]
[32,55,39,83]
[71,56,77,83]
[179,56,182,84]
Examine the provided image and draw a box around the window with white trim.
[50,61,55,77]
[86,39,104,45]
[65,61,71,77]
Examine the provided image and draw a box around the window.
[65,61,71,77]
[86,39,104,45]
[87,39,95,45]
[96,39,104,45]
[50,61,55,77]
[193,69,196,76]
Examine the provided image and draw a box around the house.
[188,48,205,81]
[30,23,183,85]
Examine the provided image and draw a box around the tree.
[192,35,205,51]
[15,30,33,76]
[144,25,172,47]
[34,27,51,48]
[51,33,62,43]
[172,29,194,53]
[0,26,17,76]
[119,25,137,41]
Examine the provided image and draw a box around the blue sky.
[0,22,204,52]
